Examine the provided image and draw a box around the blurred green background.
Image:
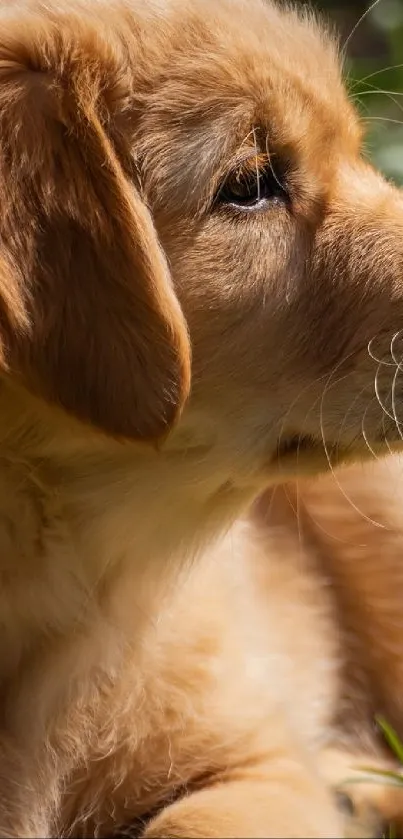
[312,0,403,184]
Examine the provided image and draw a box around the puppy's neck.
[0,380,253,673]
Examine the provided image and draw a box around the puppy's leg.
[142,758,345,838]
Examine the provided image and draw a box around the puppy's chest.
[0,462,102,670]
[116,524,342,777]
[64,521,342,832]
[253,538,342,743]
[211,520,342,743]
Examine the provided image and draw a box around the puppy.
[0,0,401,835]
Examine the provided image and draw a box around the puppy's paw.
[322,749,403,838]
[335,790,387,839]
[141,777,345,838]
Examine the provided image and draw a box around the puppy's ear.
[0,14,191,440]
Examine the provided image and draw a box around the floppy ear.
[0,12,191,441]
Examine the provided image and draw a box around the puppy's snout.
[280,175,403,458]
[307,186,403,377]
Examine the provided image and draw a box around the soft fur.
[0,0,402,836]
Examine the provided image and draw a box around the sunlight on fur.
[0,0,401,836]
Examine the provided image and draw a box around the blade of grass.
[340,772,403,788]
[376,715,403,764]
[355,765,403,784]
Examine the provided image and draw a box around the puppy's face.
[0,0,402,483]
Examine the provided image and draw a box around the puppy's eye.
[218,164,287,210]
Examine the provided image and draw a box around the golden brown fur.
[0,0,401,836]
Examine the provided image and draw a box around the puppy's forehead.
[136,0,361,212]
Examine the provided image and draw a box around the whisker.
[363,116,403,126]
[351,86,403,121]
[368,333,403,427]
[374,360,396,423]
[389,329,403,367]
[350,64,403,91]
[388,330,403,440]
[342,0,385,57]
[361,398,386,461]
[335,379,374,447]
[319,365,387,529]
[301,398,389,538]
[282,481,299,521]
[302,498,360,546]
[294,476,304,558]
[252,127,260,203]
[368,336,396,368]
[353,86,403,99]
[275,350,359,461]
[331,376,386,473]
[265,135,286,194]
[391,366,403,442]
[381,411,395,458]
[235,127,258,159]
[265,482,280,522]
[361,416,378,460]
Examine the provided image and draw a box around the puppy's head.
[0,0,402,480]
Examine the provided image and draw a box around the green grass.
[356,717,403,838]
[361,716,403,784]
[335,717,403,836]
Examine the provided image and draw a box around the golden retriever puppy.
[0,0,401,835]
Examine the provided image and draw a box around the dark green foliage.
[315,0,403,183]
